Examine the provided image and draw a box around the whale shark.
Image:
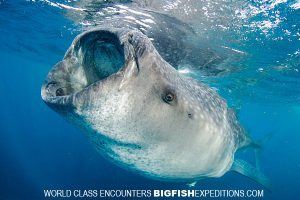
[41,7,269,188]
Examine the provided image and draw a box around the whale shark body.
[41,5,269,188]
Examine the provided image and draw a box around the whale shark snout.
[41,28,153,110]
[42,29,125,104]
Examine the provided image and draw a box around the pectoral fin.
[231,159,271,190]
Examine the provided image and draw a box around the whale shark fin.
[247,131,274,150]
[231,159,271,190]
[242,131,274,170]
[187,181,197,187]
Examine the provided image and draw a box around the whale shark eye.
[56,88,65,96]
[163,92,175,103]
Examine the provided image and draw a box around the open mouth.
[42,30,125,101]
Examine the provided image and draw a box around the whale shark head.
[41,27,239,180]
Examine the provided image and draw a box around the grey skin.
[41,27,269,187]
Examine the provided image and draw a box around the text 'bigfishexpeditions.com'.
[43,189,264,198]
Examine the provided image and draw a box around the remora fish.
[41,11,269,188]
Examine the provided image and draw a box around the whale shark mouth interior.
[79,31,125,87]
[57,31,126,97]
[81,31,125,82]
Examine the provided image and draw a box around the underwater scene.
[0,0,300,199]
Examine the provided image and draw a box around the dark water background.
[0,0,300,199]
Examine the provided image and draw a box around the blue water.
[0,0,300,199]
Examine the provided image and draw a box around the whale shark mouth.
[78,30,125,86]
[41,30,125,101]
